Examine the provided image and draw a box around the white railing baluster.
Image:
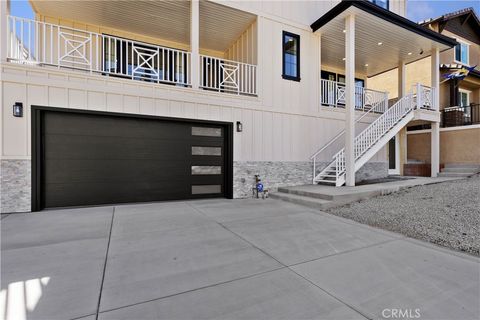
[313,88,419,185]
[6,16,253,93]
[198,54,256,96]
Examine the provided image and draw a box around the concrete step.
[270,192,334,210]
[316,181,337,187]
[438,172,474,177]
[441,167,479,173]
[278,186,334,200]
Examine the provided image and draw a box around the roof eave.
[310,0,457,48]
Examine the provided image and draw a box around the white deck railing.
[200,55,257,96]
[320,79,388,112]
[413,83,436,110]
[6,15,257,95]
[7,16,191,86]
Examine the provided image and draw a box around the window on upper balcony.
[282,31,300,81]
[369,0,389,10]
[455,41,469,65]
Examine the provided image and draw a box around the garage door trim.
[31,105,234,211]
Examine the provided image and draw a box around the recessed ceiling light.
[343,29,346,33]
[365,64,369,67]
[377,42,383,46]
[408,52,413,55]
[342,58,346,61]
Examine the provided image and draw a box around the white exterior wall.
[1,63,384,162]
[215,0,405,25]
[224,20,257,64]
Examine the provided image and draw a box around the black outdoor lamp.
[236,121,243,132]
[13,102,23,117]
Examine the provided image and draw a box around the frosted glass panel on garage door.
[192,146,222,156]
[192,185,222,194]
[191,127,222,137]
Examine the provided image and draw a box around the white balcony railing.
[321,79,388,112]
[200,55,257,96]
[6,16,258,96]
[413,83,436,110]
[7,16,191,86]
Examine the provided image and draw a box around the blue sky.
[9,0,480,24]
[10,0,34,19]
[407,0,479,23]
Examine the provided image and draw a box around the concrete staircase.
[270,184,394,210]
[270,176,468,210]
[438,164,480,177]
[270,187,335,210]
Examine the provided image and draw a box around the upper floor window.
[369,0,389,9]
[282,31,300,81]
[455,41,469,65]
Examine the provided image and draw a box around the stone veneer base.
[1,160,31,213]
[0,159,388,212]
[233,161,388,198]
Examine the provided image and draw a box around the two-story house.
[405,8,480,174]
[0,0,456,213]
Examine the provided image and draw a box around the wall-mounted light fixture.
[236,121,243,132]
[13,102,23,117]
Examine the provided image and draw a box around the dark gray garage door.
[32,108,232,210]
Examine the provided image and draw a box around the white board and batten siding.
[1,0,403,163]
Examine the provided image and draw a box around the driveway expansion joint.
[287,238,401,268]
[95,206,115,320]
[97,266,287,315]
[188,203,373,320]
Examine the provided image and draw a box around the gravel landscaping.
[326,175,480,256]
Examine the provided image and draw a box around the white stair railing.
[311,92,389,183]
[313,84,434,186]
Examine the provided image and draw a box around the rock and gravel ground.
[326,175,480,256]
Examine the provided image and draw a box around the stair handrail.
[330,90,416,177]
[314,83,433,185]
[309,93,388,160]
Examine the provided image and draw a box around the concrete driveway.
[1,199,479,320]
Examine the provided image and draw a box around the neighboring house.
[0,0,456,213]
[405,8,480,174]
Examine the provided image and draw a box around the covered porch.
[311,0,456,186]
[3,0,258,96]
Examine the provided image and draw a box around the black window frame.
[282,31,301,82]
[320,70,365,87]
[369,0,389,10]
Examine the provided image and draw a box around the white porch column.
[398,61,406,98]
[0,0,9,63]
[318,32,322,109]
[431,47,440,177]
[190,0,200,89]
[397,61,407,175]
[345,14,355,186]
[431,48,440,110]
